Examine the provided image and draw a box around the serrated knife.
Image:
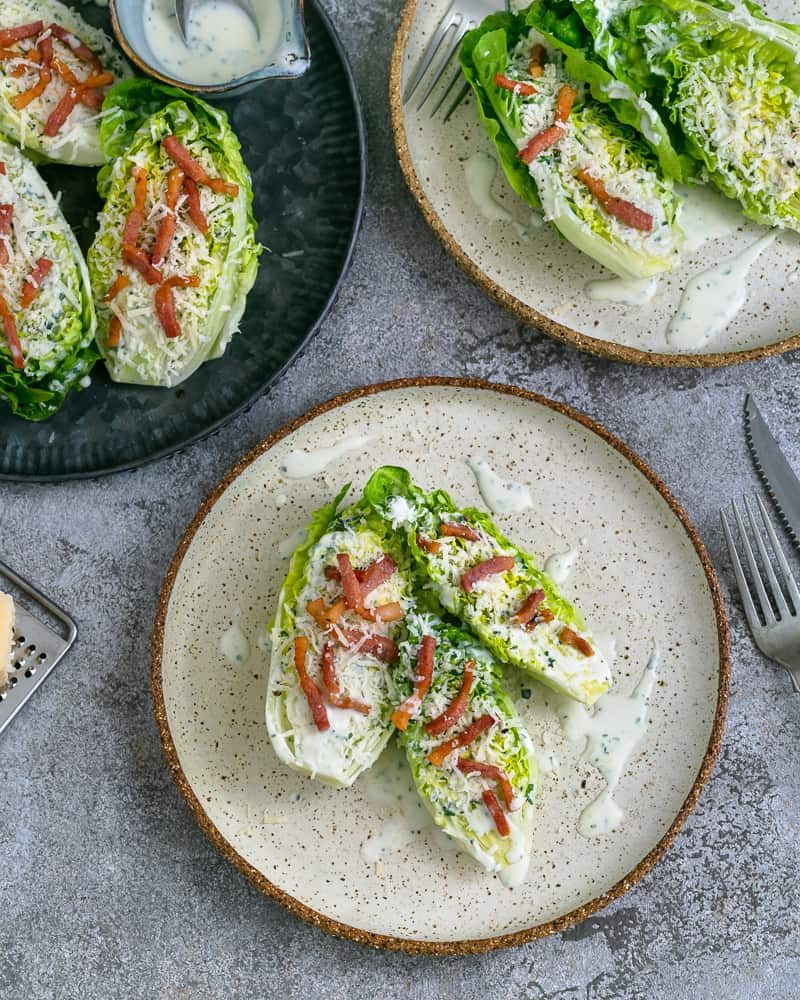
[744,394,800,546]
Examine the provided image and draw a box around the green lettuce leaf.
[396,613,537,882]
[570,0,800,229]
[365,466,612,706]
[266,487,415,787]
[461,9,684,278]
[0,0,131,166]
[0,137,97,421]
[88,79,261,386]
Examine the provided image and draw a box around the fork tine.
[744,496,791,619]
[721,509,762,632]
[416,23,468,111]
[430,64,463,118]
[756,494,800,611]
[443,80,471,122]
[732,498,775,624]
[403,4,460,103]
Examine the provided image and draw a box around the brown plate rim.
[389,0,800,369]
[151,375,731,955]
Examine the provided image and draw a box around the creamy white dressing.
[463,152,513,223]
[142,0,284,85]
[560,651,659,837]
[466,456,532,515]
[278,527,307,559]
[543,547,578,585]
[667,233,776,350]
[585,276,658,306]
[679,185,745,253]
[220,609,250,665]
[281,435,370,479]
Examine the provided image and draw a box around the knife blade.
[744,394,800,545]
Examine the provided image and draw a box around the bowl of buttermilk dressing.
[110,0,310,96]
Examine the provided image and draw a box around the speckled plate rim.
[0,0,366,485]
[151,376,731,955]
[389,0,800,369]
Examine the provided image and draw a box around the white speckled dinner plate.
[390,0,800,367]
[152,379,729,953]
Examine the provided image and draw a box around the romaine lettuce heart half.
[396,613,537,885]
[0,0,131,166]
[88,80,260,387]
[570,0,800,230]
[266,486,415,788]
[0,136,97,421]
[461,10,684,279]
[365,466,612,706]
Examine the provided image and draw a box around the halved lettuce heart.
[365,466,612,706]
[570,0,800,230]
[460,10,684,279]
[0,0,131,166]
[266,487,415,788]
[0,137,97,421]
[88,79,260,387]
[396,614,537,883]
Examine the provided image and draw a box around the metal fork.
[403,0,501,117]
[721,495,800,692]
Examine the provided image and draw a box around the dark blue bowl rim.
[0,0,366,484]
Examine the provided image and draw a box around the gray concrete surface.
[3,2,800,997]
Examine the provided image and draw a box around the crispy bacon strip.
[357,602,404,624]
[482,788,510,836]
[525,607,554,631]
[439,521,480,542]
[320,641,370,715]
[20,257,52,307]
[337,553,364,611]
[425,659,474,737]
[0,162,5,174]
[576,168,654,232]
[512,589,545,626]
[11,36,52,111]
[493,72,537,97]
[122,166,148,245]
[0,203,12,267]
[461,555,515,593]
[163,135,239,197]
[52,58,111,109]
[391,634,436,731]
[559,626,594,657]
[0,293,23,369]
[155,275,200,339]
[416,534,441,555]
[555,84,577,123]
[358,554,397,597]
[48,24,102,72]
[122,244,162,285]
[0,22,43,47]
[182,176,208,235]
[306,597,346,629]
[293,636,329,732]
[528,43,546,78]
[457,758,515,809]
[43,86,81,136]
[427,713,495,767]
[151,167,185,267]
[519,124,565,165]
[107,314,122,348]
[331,627,399,663]
[102,273,130,303]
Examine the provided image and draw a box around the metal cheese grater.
[0,559,77,735]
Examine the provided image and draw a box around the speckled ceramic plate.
[152,378,729,953]
[390,0,800,367]
[0,0,364,481]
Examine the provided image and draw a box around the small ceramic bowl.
[109,0,311,99]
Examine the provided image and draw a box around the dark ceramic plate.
[0,0,365,481]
